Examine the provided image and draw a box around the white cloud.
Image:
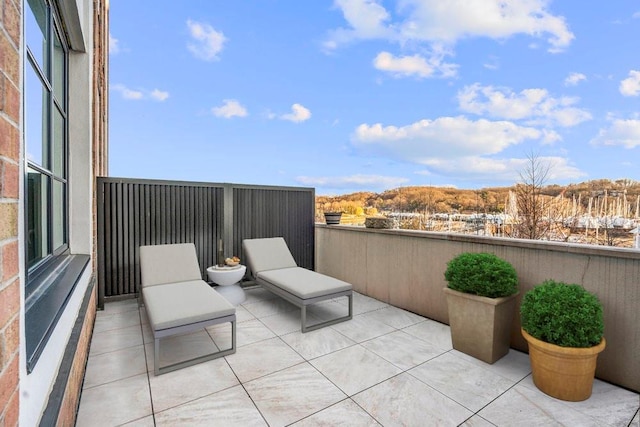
[296,174,409,189]
[150,89,169,102]
[415,156,584,181]
[543,157,588,180]
[619,70,640,96]
[325,0,574,53]
[590,119,640,148]
[564,72,586,86]
[457,84,592,127]
[112,84,143,100]
[351,114,582,185]
[633,11,640,19]
[374,51,432,78]
[483,56,500,70]
[323,0,394,50]
[373,51,457,78]
[187,20,226,61]
[109,33,120,54]
[353,116,543,163]
[212,99,248,118]
[281,104,312,123]
[112,84,170,102]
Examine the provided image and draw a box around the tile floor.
[77,288,640,427]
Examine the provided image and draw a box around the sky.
[108,1,640,196]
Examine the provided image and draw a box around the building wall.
[316,225,640,393]
[0,0,22,424]
[52,1,108,424]
[53,282,96,426]
[0,0,108,425]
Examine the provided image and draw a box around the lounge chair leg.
[301,306,308,333]
[154,337,160,376]
[299,292,354,333]
[232,319,237,351]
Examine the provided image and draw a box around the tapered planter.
[324,212,342,225]
[522,328,606,401]
[443,287,519,364]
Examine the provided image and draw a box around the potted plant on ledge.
[443,252,519,364]
[323,211,343,225]
[520,280,605,401]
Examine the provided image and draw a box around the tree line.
[317,178,640,218]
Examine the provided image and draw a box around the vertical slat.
[122,183,131,294]
[112,183,123,295]
[133,183,141,293]
[103,182,112,297]
[97,178,106,308]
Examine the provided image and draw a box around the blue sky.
[109,1,640,195]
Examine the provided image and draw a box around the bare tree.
[514,152,552,240]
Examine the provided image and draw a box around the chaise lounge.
[139,243,236,375]
[242,237,353,332]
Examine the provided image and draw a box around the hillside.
[316,179,640,218]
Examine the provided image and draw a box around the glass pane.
[53,29,65,105]
[52,106,65,177]
[26,0,49,75]
[25,63,49,169]
[52,180,66,250]
[27,168,50,268]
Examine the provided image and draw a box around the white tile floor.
[77,289,640,427]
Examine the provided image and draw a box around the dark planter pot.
[324,212,342,225]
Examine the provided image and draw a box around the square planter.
[443,287,519,364]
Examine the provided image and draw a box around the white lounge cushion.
[140,243,202,288]
[242,237,297,273]
[143,280,235,331]
[257,267,352,299]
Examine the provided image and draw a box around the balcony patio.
[76,287,639,426]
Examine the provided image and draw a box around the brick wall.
[0,0,21,425]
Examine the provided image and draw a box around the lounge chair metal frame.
[243,237,353,333]
[152,314,236,376]
[256,278,353,332]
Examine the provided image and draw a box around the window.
[24,0,85,372]
[25,0,68,273]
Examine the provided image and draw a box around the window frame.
[25,0,69,279]
[24,0,76,372]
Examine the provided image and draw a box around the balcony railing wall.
[316,224,640,393]
[97,178,314,307]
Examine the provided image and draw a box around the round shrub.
[444,252,518,298]
[520,280,604,348]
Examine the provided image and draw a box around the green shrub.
[520,280,604,348]
[444,252,518,298]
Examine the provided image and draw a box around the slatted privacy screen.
[233,187,315,269]
[97,178,315,307]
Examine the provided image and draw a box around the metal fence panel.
[232,187,315,270]
[97,178,314,306]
